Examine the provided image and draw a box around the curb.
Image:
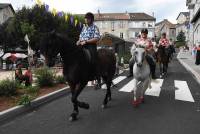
[0,86,70,124]
[177,52,200,85]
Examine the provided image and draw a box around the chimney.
[98,9,100,14]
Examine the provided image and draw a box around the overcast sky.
[1,0,188,23]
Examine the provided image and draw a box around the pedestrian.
[23,67,33,86]
[195,45,200,65]
[158,33,170,48]
[192,46,197,58]
[76,12,100,79]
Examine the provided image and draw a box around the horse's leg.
[69,82,88,121]
[102,76,112,108]
[159,63,162,78]
[69,83,79,121]
[95,76,101,90]
[132,79,140,107]
[140,78,150,104]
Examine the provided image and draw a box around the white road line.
[102,76,127,89]
[145,79,164,97]
[119,79,164,96]
[119,79,136,92]
[175,80,195,102]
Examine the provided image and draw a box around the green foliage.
[0,4,84,51]
[176,31,186,42]
[18,94,31,105]
[55,75,66,84]
[118,51,132,65]
[34,67,55,87]
[25,86,39,94]
[175,41,185,48]
[0,79,17,97]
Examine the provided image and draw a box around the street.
[0,56,200,134]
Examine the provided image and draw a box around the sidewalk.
[177,50,200,85]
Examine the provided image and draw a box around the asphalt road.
[0,57,200,134]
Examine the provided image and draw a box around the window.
[142,22,146,27]
[148,31,153,38]
[148,24,152,27]
[3,13,7,21]
[120,32,123,38]
[119,21,123,28]
[135,32,139,38]
[111,21,115,31]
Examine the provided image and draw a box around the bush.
[55,75,66,84]
[175,41,185,48]
[25,86,39,94]
[118,52,132,65]
[34,67,55,87]
[0,79,17,97]
[18,94,31,105]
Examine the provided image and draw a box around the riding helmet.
[141,28,148,34]
[85,12,94,22]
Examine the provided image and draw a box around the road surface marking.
[119,79,136,92]
[175,80,195,102]
[145,79,164,97]
[102,76,126,89]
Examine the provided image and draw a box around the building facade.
[94,12,156,42]
[176,12,190,43]
[0,3,15,69]
[0,3,15,25]
[155,19,176,41]
[186,0,200,47]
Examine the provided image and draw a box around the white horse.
[131,45,152,107]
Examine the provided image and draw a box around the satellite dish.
[0,49,4,57]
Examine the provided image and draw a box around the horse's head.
[134,47,146,68]
[39,30,61,67]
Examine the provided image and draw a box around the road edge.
[0,86,70,124]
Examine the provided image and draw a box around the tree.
[1,4,84,51]
[176,31,186,42]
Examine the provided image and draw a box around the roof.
[156,19,175,29]
[94,12,156,21]
[176,21,190,28]
[129,13,156,21]
[0,3,15,13]
[176,12,189,20]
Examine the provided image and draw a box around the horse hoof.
[69,114,77,122]
[83,103,90,109]
[139,97,145,104]
[101,104,107,109]
[132,100,140,107]
[79,102,90,109]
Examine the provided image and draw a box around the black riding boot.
[146,55,157,79]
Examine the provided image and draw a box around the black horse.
[40,32,116,121]
[156,45,170,77]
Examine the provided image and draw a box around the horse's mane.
[55,33,76,47]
